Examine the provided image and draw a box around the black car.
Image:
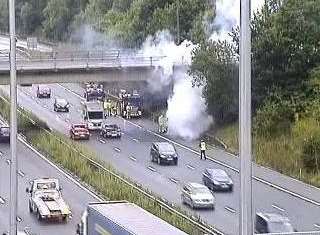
[150,142,178,165]
[202,168,233,191]
[255,213,296,233]
[54,98,70,112]
[100,124,121,138]
[36,85,51,98]
[0,126,10,143]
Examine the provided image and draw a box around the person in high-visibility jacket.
[126,103,131,119]
[199,140,207,160]
[158,114,164,133]
[104,99,112,117]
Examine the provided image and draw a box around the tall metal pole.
[239,0,252,234]
[9,0,18,233]
[176,0,180,45]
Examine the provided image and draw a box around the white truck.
[26,178,71,222]
[82,101,104,130]
[76,201,188,235]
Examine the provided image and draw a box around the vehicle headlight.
[228,180,233,185]
[138,110,142,115]
[213,180,220,185]
[160,155,166,158]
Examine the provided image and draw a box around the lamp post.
[9,0,18,234]
[239,0,252,234]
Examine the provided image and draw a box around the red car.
[70,124,90,140]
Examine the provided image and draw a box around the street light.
[9,0,18,234]
[239,0,252,234]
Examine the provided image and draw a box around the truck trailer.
[76,201,188,235]
[82,101,104,130]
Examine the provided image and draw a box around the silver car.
[181,182,215,209]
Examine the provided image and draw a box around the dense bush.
[302,134,320,172]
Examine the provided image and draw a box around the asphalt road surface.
[0,138,99,234]
[1,84,320,234]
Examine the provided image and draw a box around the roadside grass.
[215,120,320,187]
[0,95,214,235]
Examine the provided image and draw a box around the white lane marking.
[57,84,84,100]
[0,150,3,156]
[186,164,195,170]
[43,104,48,108]
[147,166,156,172]
[114,147,121,153]
[18,170,25,177]
[224,206,236,213]
[169,177,179,184]
[314,224,320,229]
[65,118,70,123]
[6,159,11,165]
[129,156,137,162]
[58,83,320,207]
[16,216,22,222]
[99,139,106,144]
[56,115,60,120]
[18,137,103,201]
[0,196,5,204]
[132,138,139,143]
[272,204,285,212]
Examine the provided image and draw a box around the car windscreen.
[36,182,57,190]
[158,144,175,154]
[56,99,68,106]
[0,127,9,134]
[88,111,103,119]
[192,187,210,194]
[268,221,294,232]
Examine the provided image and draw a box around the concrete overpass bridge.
[0,50,187,85]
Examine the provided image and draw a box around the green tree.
[42,0,70,40]
[0,0,9,32]
[190,41,238,123]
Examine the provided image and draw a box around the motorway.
[0,135,99,234]
[1,83,319,234]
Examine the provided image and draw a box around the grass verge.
[215,121,320,188]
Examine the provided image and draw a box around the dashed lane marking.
[132,138,139,143]
[99,139,106,144]
[169,177,179,184]
[129,156,137,162]
[147,166,156,172]
[16,216,22,222]
[0,196,5,204]
[18,170,25,177]
[186,164,195,170]
[314,224,320,229]
[224,206,236,213]
[6,159,11,165]
[114,147,121,153]
[272,204,285,212]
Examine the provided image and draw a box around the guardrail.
[0,55,167,71]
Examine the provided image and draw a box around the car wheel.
[174,159,178,165]
[157,157,161,165]
[181,195,186,204]
[151,154,154,162]
[37,210,42,221]
[62,215,68,223]
[29,202,33,213]
[54,106,56,112]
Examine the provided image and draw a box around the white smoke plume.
[140,31,213,140]
[210,0,265,42]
